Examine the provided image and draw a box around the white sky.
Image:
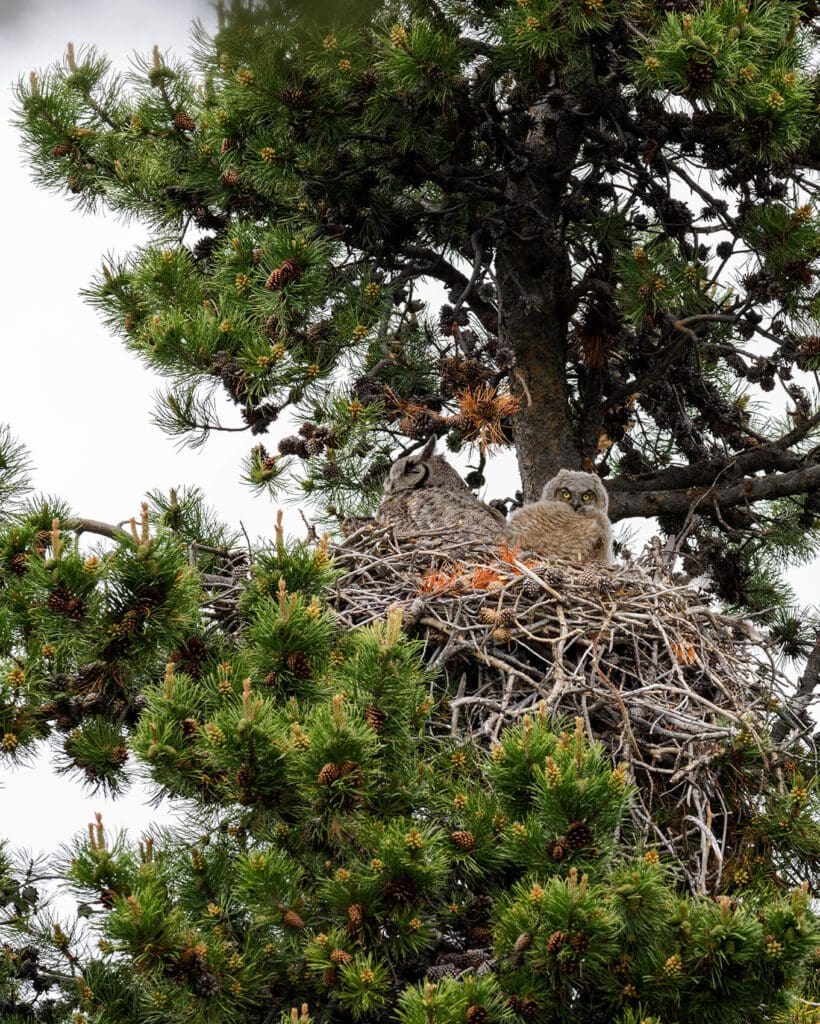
[0,0,817,890]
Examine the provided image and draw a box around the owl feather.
[377,437,505,547]
[504,469,613,565]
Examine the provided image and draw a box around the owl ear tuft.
[417,435,436,462]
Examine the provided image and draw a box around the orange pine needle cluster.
[453,385,520,449]
[418,549,542,596]
[671,640,697,665]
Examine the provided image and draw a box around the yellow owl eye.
[582,492,591,502]
[561,489,571,500]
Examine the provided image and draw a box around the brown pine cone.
[551,837,569,861]
[363,706,385,732]
[565,820,594,850]
[347,903,363,928]
[285,651,312,678]
[330,948,353,965]
[220,168,241,187]
[47,586,71,613]
[173,112,196,131]
[546,930,565,953]
[466,1007,488,1024]
[317,762,340,785]
[282,909,304,929]
[451,830,475,852]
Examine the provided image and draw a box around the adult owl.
[377,436,506,547]
[503,469,614,564]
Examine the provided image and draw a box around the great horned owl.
[377,436,506,547]
[503,468,614,564]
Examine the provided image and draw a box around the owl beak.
[571,498,581,510]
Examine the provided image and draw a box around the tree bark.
[498,241,582,500]
[496,100,585,501]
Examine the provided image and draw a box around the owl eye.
[561,489,572,500]
[582,492,592,502]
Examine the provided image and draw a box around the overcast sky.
[0,0,817,883]
[0,0,235,872]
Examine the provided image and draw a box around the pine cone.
[565,820,594,850]
[384,877,417,902]
[323,968,338,987]
[515,997,540,1020]
[451,830,475,852]
[568,931,589,953]
[51,142,72,157]
[347,903,363,928]
[321,460,341,481]
[109,746,129,768]
[522,578,541,598]
[47,586,71,614]
[497,608,516,628]
[285,651,312,679]
[352,375,386,405]
[281,86,304,106]
[220,136,236,154]
[546,930,565,953]
[278,435,309,458]
[317,762,341,785]
[551,837,569,861]
[491,626,512,645]
[8,552,28,576]
[541,566,566,586]
[513,932,532,954]
[173,112,196,131]
[686,58,714,88]
[304,436,325,457]
[192,970,220,998]
[478,607,499,625]
[264,259,301,291]
[181,718,199,739]
[220,168,241,187]
[399,410,438,440]
[466,1007,488,1024]
[283,909,304,929]
[236,764,256,789]
[330,948,353,965]
[363,705,386,732]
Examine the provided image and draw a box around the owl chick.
[503,469,614,565]
[377,436,505,547]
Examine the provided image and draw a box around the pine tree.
[5,2,820,1022]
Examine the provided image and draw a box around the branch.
[66,517,130,541]
[399,244,497,322]
[608,461,820,521]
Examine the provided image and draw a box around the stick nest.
[329,523,796,893]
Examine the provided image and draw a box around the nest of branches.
[329,523,804,893]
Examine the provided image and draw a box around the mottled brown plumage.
[377,437,505,547]
[504,469,613,564]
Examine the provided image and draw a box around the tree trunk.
[497,232,581,502]
[495,98,585,501]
